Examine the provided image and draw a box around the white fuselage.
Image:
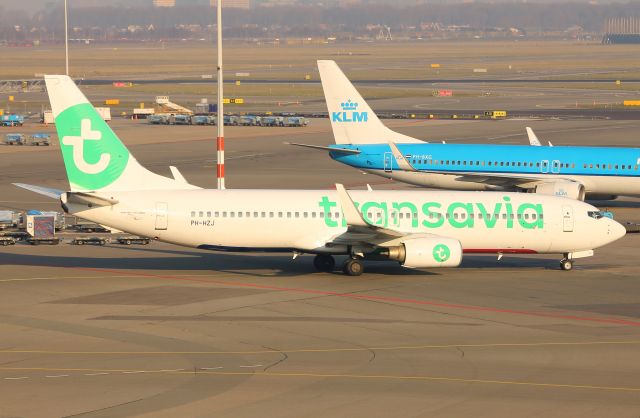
[63,189,624,256]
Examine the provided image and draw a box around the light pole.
[64,0,69,75]
[216,0,225,190]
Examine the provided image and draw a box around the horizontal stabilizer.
[13,183,64,199]
[286,142,361,154]
[526,127,542,146]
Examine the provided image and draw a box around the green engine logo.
[433,244,451,262]
[56,103,129,190]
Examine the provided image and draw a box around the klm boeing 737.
[12,75,625,273]
[292,60,640,201]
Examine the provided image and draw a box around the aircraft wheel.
[313,254,335,272]
[342,258,364,276]
[560,259,573,271]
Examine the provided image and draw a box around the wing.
[324,184,443,250]
[526,127,542,146]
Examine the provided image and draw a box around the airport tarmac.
[1,117,640,417]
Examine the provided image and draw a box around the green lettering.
[476,202,501,228]
[504,196,513,228]
[422,202,444,228]
[392,201,419,228]
[447,202,474,228]
[517,203,544,229]
[360,201,388,227]
[319,196,338,227]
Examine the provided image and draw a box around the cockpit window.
[588,211,604,219]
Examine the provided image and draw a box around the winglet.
[388,142,417,172]
[169,166,188,183]
[526,127,542,146]
[286,142,361,154]
[335,183,368,227]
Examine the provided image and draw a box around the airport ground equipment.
[0,231,28,241]
[28,133,51,146]
[155,96,193,115]
[25,215,60,245]
[116,236,150,245]
[191,115,214,125]
[169,114,191,125]
[1,114,24,127]
[261,116,284,126]
[74,223,111,233]
[0,211,20,229]
[283,116,308,127]
[0,236,16,246]
[238,115,261,126]
[15,74,627,275]
[148,114,169,125]
[71,236,108,245]
[4,133,26,145]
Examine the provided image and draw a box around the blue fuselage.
[329,143,640,196]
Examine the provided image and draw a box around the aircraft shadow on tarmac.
[0,244,565,276]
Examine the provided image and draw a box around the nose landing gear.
[560,258,573,271]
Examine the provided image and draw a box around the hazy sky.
[2,0,629,14]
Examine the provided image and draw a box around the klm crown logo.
[332,99,368,123]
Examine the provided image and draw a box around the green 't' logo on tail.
[56,103,129,190]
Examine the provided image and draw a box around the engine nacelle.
[535,181,585,201]
[384,237,463,268]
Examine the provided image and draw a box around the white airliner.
[15,75,625,274]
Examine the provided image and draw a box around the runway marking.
[200,367,223,370]
[122,371,145,374]
[83,372,109,376]
[45,374,69,378]
[2,340,640,356]
[4,376,28,380]
[239,364,263,368]
[1,367,638,393]
[0,278,59,283]
[66,266,640,327]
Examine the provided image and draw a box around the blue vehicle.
[1,114,24,127]
[4,133,26,145]
[291,60,640,201]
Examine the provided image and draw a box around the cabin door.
[384,152,393,173]
[155,202,168,230]
[562,206,574,232]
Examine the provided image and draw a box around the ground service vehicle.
[5,133,26,145]
[1,115,24,127]
[117,236,150,245]
[71,236,108,245]
[0,236,16,246]
[29,133,51,146]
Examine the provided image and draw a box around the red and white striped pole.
[216,0,225,190]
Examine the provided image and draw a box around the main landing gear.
[313,254,364,276]
[313,254,335,272]
[342,258,364,276]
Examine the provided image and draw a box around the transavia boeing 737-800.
[291,60,640,201]
[15,75,625,274]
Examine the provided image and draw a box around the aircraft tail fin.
[45,75,197,192]
[317,60,423,145]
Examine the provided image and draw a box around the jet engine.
[535,181,585,201]
[382,237,463,268]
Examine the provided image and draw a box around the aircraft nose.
[606,218,627,243]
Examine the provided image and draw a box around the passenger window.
[335,212,340,218]
[255,212,259,217]
[222,211,227,218]
[278,212,283,218]
[215,211,219,217]
[238,212,243,218]
[304,212,308,218]
[230,212,235,218]
[311,212,316,218]
[269,212,274,218]
[190,211,195,217]
[207,211,211,217]
[295,212,299,218]
[199,211,203,217]
[287,212,291,218]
